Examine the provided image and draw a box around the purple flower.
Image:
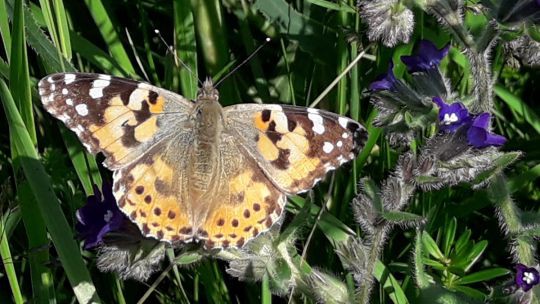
[432,97,470,132]
[369,61,398,92]
[401,40,450,73]
[515,264,540,292]
[467,113,507,148]
[76,184,125,249]
[432,97,507,148]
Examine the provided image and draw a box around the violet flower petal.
[369,61,398,91]
[76,183,126,249]
[467,113,507,148]
[401,40,450,73]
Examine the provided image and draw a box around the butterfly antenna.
[214,37,271,87]
[154,29,203,87]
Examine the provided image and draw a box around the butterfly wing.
[197,133,287,249]
[224,104,368,194]
[39,73,196,242]
[38,73,194,169]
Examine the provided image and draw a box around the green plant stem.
[490,174,536,264]
[468,51,493,113]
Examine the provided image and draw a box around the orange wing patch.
[113,152,191,242]
[201,159,286,249]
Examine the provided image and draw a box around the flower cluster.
[369,39,506,150]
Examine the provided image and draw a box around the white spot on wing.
[323,142,334,153]
[272,111,289,133]
[89,88,103,99]
[66,98,73,106]
[342,132,349,139]
[93,79,110,88]
[98,74,112,81]
[337,140,343,147]
[75,104,88,116]
[62,88,68,95]
[308,113,325,134]
[338,117,349,128]
[47,76,54,83]
[89,79,110,99]
[50,84,56,91]
[64,74,76,84]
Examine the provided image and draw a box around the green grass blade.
[53,0,71,60]
[0,79,102,304]
[191,0,236,103]
[9,0,36,145]
[0,216,24,303]
[83,0,136,76]
[0,0,11,59]
[373,260,409,304]
[174,0,198,99]
[24,4,75,72]
[494,84,540,135]
[18,182,53,303]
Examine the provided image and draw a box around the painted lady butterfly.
[38,73,367,249]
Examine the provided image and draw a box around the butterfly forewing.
[224,104,368,194]
[38,73,193,169]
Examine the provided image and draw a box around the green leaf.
[374,260,410,304]
[472,152,521,185]
[422,232,445,261]
[454,229,472,256]
[24,4,76,72]
[83,0,136,76]
[443,217,457,256]
[455,241,488,271]
[455,268,510,285]
[382,210,424,223]
[451,285,486,300]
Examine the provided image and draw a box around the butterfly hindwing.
[38,73,193,169]
[199,135,287,249]
[225,104,368,194]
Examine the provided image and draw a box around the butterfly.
[38,73,367,249]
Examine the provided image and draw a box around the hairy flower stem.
[491,175,536,264]
[358,227,388,304]
[468,51,494,113]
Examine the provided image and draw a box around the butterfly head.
[197,78,220,102]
